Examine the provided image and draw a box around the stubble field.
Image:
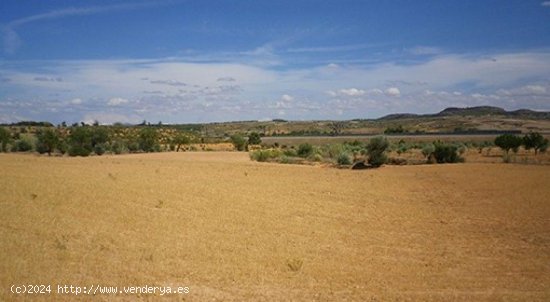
[1,152,549,301]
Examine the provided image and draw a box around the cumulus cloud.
[107,97,129,106]
[339,88,366,96]
[385,87,401,97]
[327,88,368,97]
[2,50,550,122]
[281,94,294,101]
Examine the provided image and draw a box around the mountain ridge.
[378,106,550,120]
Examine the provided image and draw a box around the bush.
[421,143,435,159]
[250,149,281,162]
[58,141,68,155]
[111,140,128,154]
[94,143,106,155]
[456,143,467,155]
[283,149,297,157]
[433,142,463,163]
[325,144,344,159]
[230,134,248,151]
[68,127,93,156]
[36,142,49,154]
[127,141,140,152]
[12,139,33,152]
[336,152,352,165]
[36,128,60,155]
[366,136,389,167]
[248,132,262,145]
[68,145,91,157]
[0,127,11,152]
[172,132,191,151]
[138,127,159,152]
[297,143,314,158]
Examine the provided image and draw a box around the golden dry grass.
[1,152,549,301]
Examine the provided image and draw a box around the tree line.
[0,125,195,156]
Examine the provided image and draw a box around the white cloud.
[385,87,401,97]
[70,98,82,105]
[368,88,384,95]
[82,112,141,125]
[497,84,549,96]
[107,97,129,106]
[339,88,366,96]
[281,94,294,102]
[542,1,550,7]
[2,50,550,122]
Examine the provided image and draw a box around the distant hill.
[379,106,550,120]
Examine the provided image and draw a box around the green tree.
[172,132,191,152]
[494,134,523,154]
[36,128,60,156]
[68,127,92,156]
[366,136,389,167]
[523,132,549,155]
[0,127,11,152]
[248,132,262,145]
[230,134,248,151]
[90,126,109,149]
[138,127,159,152]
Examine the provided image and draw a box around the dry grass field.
[1,152,549,301]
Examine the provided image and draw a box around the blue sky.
[1,0,550,124]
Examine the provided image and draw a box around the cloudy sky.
[1,0,550,124]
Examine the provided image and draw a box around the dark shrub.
[297,143,314,158]
[366,136,389,167]
[138,127,158,152]
[68,126,93,156]
[36,128,60,155]
[248,132,262,145]
[68,145,91,157]
[94,143,106,155]
[433,142,462,163]
[0,127,11,152]
[12,139,33,152]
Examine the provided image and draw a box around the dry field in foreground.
[1,152,549,301]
